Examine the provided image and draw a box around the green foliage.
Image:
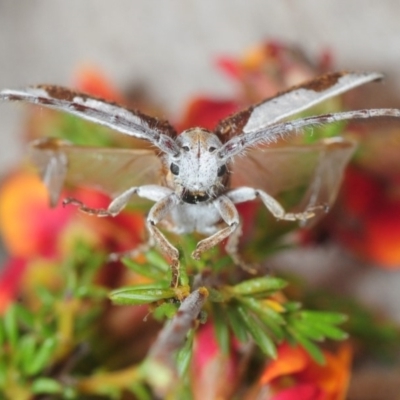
[0,242,107,399]
[110,248,349,365]
[303,289,400,361]
[110,284,177,305]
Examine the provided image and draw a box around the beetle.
[1,71,399,286]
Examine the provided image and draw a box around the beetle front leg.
[147,193,181,287]
[192,195,239,260]
[63,185,173,217]
[227,187,319,221]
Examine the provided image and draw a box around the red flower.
[0,258,26,314]
[178,97,239,132]
[259,342,352,400]
[191,322,240,400]
[328,167,400,268]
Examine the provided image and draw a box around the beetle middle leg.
[192,195,239,260]
[146,193,181,287]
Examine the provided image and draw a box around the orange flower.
[0,169,145,259]
[73,64,123,102]
[259,342,352,400]
[0,171,75,258]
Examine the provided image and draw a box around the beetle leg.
[63,185,173,217]
[146,193,181,287]
[216,217,257,274]
[227,187,319,221]
[108,238,155,262]
[63,197,112,216]
[192,195,239,260]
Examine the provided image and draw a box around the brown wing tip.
[35,85,85,102]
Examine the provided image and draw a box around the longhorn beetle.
[2,71,399,286]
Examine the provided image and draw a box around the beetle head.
[166,128,228,203]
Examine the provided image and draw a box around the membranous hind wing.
[230,138,356,223]
[30,138,162,207]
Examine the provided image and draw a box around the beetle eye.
[182,146,190,152]
[170,163,180,175]
[208,146,216,152]
[217,164,227,177]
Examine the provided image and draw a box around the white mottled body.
[170,202,222,235]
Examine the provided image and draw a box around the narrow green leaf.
[178,263,189,287]
[14,304,35,330]
[115,281,170,291]
[226,307,249,343]
[212,303,230,354]
[62,386,79,399]
[0,363,7,387]
[232,277,287,296]
[238,297,285,340]
[301,311,348,325]
[176,330,194,376]
[36,286,56,306]
[130,383,153,400]
[239,297,286,325]
[305,320,348,341]
[289,329,325,365]
[145,251,170,272]
[237,306,277,358]
[122,258,165,280]
[284,302,302,312]
[152,303,179,320]
[110,287,176,305]
[76,285,108,299]
[18,335,37,375]
[0,318,4,347]
[4,304,18,349]
[26,337,57,376]
[31,377,62,394]
[289,320,324,342]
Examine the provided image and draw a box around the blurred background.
[1,3,400,278]
[2,0,400,316]
[2,2,400,397]
[1,0,400,296]
[1,0,400,172]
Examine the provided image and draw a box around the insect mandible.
[1,71,399,286]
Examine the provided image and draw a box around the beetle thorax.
[165,128,228,204]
